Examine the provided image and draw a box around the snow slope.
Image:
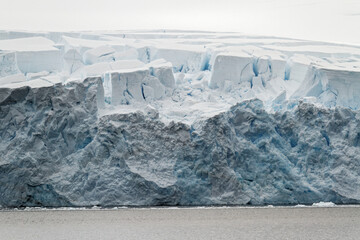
[1,30,360,207]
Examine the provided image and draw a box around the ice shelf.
[1,30,360,207]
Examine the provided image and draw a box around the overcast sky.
[1,0,359,44]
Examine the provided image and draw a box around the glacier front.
[1,30,360,207]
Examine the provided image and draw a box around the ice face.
[64,49,83,74]
[209,53,254,89]
[0,51,20,78]
[0,37,63,73]
[2,93,360,207]
[292,64,360,109]
[110,68,149,105]
[147,59,176,88]
[1,30,360,207]
[83,46,116,65]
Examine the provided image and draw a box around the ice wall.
[292,64,360,109]
[104,60,175,105]
[1,93,360,207]
[0,37,63,74]
[2,30,360,208]
[209,51,287,92]
[209,53,254,89]
[150,47,209,73]
[16,50,63,73]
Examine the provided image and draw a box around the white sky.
[1,0,360,44]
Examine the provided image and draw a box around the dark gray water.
[1,206,360,240]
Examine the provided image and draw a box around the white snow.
[0,73,26,85]
[0,37,59,52]
[2,30,360,122]
[312,202,336,207]
[2,78,54,89]
[26,71,49,80]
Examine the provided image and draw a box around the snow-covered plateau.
[1,30,360,207]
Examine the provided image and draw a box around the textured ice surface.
[0,51,20,78]
[1,30,360,207]
[0,37,63,73]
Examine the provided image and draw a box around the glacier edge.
[1,78,360,207]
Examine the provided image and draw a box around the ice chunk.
[0,51,20,77]
[16,51,63,73]
[175,72,185,85]
[110,59,145,70]
[0,73,26,85]
[113,48,138,61]
[272,90,286,104]
[285,55,323,83]
[144,105,159,119]
[61,36,122,54]
[108,68,149,105]
[142,76,165,100]
[209,52,254,89]
[147,59,175,89]
[292,65,328,98]
[0,37,63,73]
[41,75,63,85]
[252,76,265,91]
[151,46,207,73]
[74,60,146,79]
[142,85,154,101]
[103,60,173,104]
[292,63,360,109]
[64,49,83,74]
[26,71,49,80]
[1,78,54,89]
[83,46,116,65]
[210,49,288,91]
[312,202,336,207]
[78,62,111,78]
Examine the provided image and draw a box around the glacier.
[1,30,360,207]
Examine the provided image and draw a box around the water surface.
[1,206,359,240]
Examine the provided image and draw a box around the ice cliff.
[1,30,360,207]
